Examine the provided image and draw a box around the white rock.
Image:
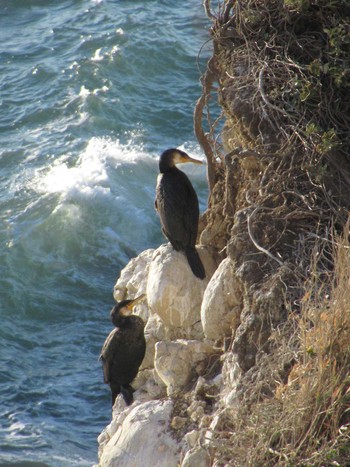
[221,353,243,407]
[99,400,180,467]
[113,248,154,321]
[147,244,217,339]
[184,430,199,449]
[201,258,243,340]
[181,447,211,467]
[145,313,168,342]
[203,412,222,447]
[187,399,207,423]
[133,368,166,401]
[154,339,214,395]
[142,313,171,369]
[113,248,154,300]
[97,403,135,459]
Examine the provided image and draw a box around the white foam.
[91,45,120,62]
[110,45,120,56]
[91,48,104,62]
[35,136,151,200]
[38,139,108,196]
[78,85,109,99]
[32,138,207,217]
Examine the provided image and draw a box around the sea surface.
[0,1,210,465]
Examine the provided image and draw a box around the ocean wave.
[0,1,211,465]
[35,136,153,197]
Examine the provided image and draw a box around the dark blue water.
[0,1,210,465]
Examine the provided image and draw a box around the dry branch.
[194,56,218,194]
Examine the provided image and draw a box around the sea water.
[0,0,210,465]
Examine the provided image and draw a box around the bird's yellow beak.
[179,154,203,165]
[126,294,146,310]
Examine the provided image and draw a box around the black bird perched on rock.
[100,294,146,406]
[155,148,206,279]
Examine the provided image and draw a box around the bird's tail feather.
[120,384,135,406]
[111,384,120,406]
[185,247,206,279]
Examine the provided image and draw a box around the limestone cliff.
[97,245,221,466]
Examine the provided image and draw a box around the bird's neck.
[159,151,179,173]
[113,316,142,329]
[112,316,129,327]
[159,161,179,174]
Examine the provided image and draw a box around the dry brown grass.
[211,231,350,466]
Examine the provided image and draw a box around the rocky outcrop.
[97,243,224,466]
[97,239,287,465]
[146,244,217,339]
[97,1,350,463]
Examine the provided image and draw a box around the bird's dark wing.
[182,178,200,246]
[100,318,146,387]
[156,170,199,250]
[99,328,121,384]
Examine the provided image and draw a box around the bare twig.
[194,56,218,194]
[247,206,284,267]
[203,0,216,20]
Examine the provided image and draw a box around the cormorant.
[100,294,146,406]
[155,148,206,279]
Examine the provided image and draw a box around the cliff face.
[96,217,349,466]
[97,235,274,466]
[198,1,350,464]
[97,2,350,465]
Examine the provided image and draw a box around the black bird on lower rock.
[100,294,146,406]
[155,148,206,279]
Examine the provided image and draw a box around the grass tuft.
[211,231,350,466]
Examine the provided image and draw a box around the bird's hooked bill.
[180,154,203,165]
[126,294,146,310]
[188,156,203,165]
